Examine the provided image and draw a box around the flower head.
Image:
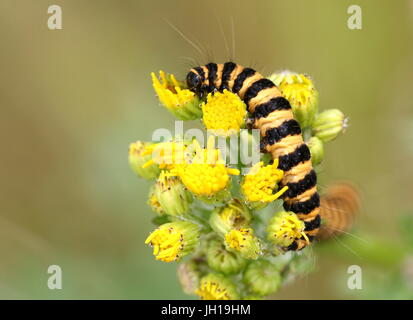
[207,239,246,275]
[148,186,164,215]
[151,71,202,120]
[171,136,239,196]
[267,211,309,247]
[224,228,261,260]
[241,160,288,204]
[195,273,239,300]
[269,71,318,128]
[153,171,192,217]
[145,221,200,262]
[128,141,160,179]
[312,108,348,142]
[243,259,282,296]
[209,199,251,236]
[141,140,189,170]
[201,90,246,135]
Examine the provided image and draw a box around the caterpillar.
[186,62,320,251]
[318,182,360,240]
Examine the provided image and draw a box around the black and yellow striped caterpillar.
[318,182,360,240]
[186,62,320,251]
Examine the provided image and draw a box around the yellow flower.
[267,211,309,247]
[151,71,202,120]
[224,228,261,260]
[141,140,189,170]
[195,274,238,300]
[171,136,239,196]
[269,71,318,128]
[241,160,288,203]
[128,141,160,179]
[145,221,200,262]
[201,90,246,135]
[209,199,251,236]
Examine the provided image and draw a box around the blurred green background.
[1,0,412,299]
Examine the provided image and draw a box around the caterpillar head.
[186,71,202,94]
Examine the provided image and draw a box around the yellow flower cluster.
[241,159,288,203]
[141,140,188,170]
[267,211,309,247]
[151,71,201,120]
[195,274,238,300]
[145,221,199,263]
[224,228,261,260]
[170,137,239,196]
[270,71,317,110]
[201,90,246,135]
[269,71,318,128]
[151,71,194,110]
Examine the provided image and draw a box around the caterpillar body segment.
[318,183,360,240]
[187,62,320,251]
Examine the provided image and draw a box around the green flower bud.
[195,273,239,300]
[243,260,282,296]
[207,239,246,275]
[224,228,261,260]
[313,109,347,142]
[269,71,319,128]
[267,211,307,248]
[209,199,251,236]
[177,261,201,295]
[128,141,160,179]
[148,186,165,215]
[154,171,192,217]
[307,136,324,166]
[145,221,200,262]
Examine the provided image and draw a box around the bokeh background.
[1,0,412,299]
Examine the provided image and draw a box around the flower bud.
[154,171,192,217]
[207,239,246,275]
[195,273,239,300]
[313,109,347,142]
[145,221,200,262]
[177,260,202,295]
[209,199,251,236]
[151,71,202,120]
[269,71,319,128]
[128,141,160,179]
[307,136,324,166]
[243,259,282,296]
[267,211,308,248]
[224,228,261,260]
[147,186,165,215]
